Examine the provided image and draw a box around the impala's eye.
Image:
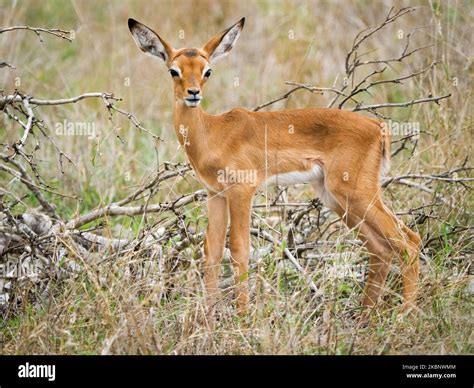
[169,69,179,78]
[204,69,212,78]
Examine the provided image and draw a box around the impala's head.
[128,17,245,108]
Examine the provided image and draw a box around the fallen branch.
[65,190,206,230]
[250,228,322,295]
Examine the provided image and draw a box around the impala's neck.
[173,99,209,165]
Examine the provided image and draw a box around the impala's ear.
[128,18,174,63]
[202,17,245,63]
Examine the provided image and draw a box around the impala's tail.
[380,121,391,176]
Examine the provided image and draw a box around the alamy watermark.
[0,259,41,279]
[382,119,420,138]
[55,119,97,139]
[217,167,257,187]
[18,362,55,382]
[0,259,41,306]
[325,262,366,281]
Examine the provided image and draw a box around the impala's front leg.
[227,187,254,315]
[204,193,228,313]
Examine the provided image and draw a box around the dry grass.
[0,0,472,354]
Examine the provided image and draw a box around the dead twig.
[0,26,72,42]
[250,228,322,295]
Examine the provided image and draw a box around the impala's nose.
[187,88,200,96]
[184,88,202,107]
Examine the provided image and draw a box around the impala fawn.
[128,17,421,317]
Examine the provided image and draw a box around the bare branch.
[0,154,57,217]
[0,26,72,42]
[353,93,451,111]
[254,7,450,117]
[383,165,473,187]
[253,85,311,111]
[285,82,349,97]
[250,228,322,295]
[1,93,161,144]
[65,190,206,230]
[344,7,417,75]
[115,164,191,207]
[14,97,34,153]
[0,92,115,107]
[101,95,163,141]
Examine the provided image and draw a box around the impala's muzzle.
[184,88,202,107]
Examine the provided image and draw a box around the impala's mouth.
[184,96,202,107]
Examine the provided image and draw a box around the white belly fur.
[264,165,324,187]
[263,165,337,209]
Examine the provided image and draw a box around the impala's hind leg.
[395,222,421,311]
[357,224,395,309]
[355,202,420,310]
[358,203,420,310]
[314,180,392,309]
[329,202,395,309]
[324,185,420,311]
